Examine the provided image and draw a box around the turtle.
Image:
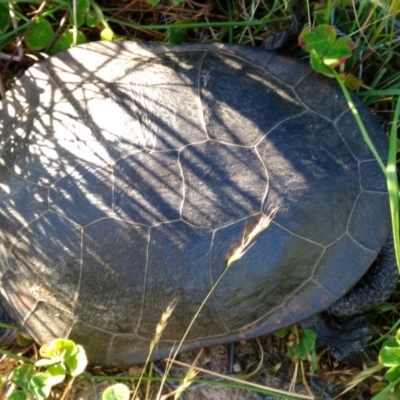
[0,42,396,366]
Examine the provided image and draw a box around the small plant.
[298,24,362,90]
[286,329,318,374]
[102,383,130,400]
[372,329,400,398]
[3,338,87,400]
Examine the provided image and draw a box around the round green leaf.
[69,0,89,27]
[313,9,327,26]
[27,373,52,400]
[323,36,355,67]
[167,20,188,44]
[100,28,117,41]
[102,383,130,400]
[385,365,400,382]
[65,344,88,376]
[379,343,400,367]
[25,19,54,50]
[46,363,67,386]
[86,12,99,28]
[40,338,76,359]
[298,25,336,57]
[10,364,35,389]
[8,391,28,400]
[48,30,86,55]
[16,331,34,347]
[310,50,333,77]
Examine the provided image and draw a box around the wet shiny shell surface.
[0,42,390,365]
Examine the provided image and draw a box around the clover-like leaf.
[298,25,336,57]
[86,12,99,28]
[287,329,317,371]
[25,19,54,50]
[48,29,86,55]
[323,36,355,67]
[16,332,34,347]
[69,0,89,27]
[46,363,67,386]
[310,50,333,76]
[27,373,52,400]
[64,344,88,376]
[102,383,130,400]
[100,28,117,41]
[385,365,400,383]
[167,20,188,44]
[8,391,28,400]
[40,338,76,359]
[10,364,35,389]
[379,340,400,367]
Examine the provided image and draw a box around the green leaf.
[46,363,66,386]
[40,339,76,359]
[100,28,117,41]
[382,339,399,348]
[10,364,35,389]
[287,329,318,372]
[338,72,363,91]
[273,327,291,338]
[69,0,90,27]
[323,36,355,67]
[310,50,333,76]
[77,0,90,9]
[25,19,54,50]
[16,332,34,347]
[298,25,336,56]
[39,339,87,376]
[386,365,400,382]
[35,357,62,368]
[27,373,52,400]
[167,20,188,44]
[86,12,99,28]
[64,344,88,376]
[8,391,28,400]
[302,330,317,354]
[102,383,131,400]
[147,0,160,4]
[48,30,86,55]
[312,9,327,26]
[380,341,400,367]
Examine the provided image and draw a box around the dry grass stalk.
[227,207,278,268]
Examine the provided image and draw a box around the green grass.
[0,1,399,399]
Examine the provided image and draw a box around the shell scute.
[258,112,359,245]
[77,218,149,332]
[180,141,268,229]
[114,150,182,226]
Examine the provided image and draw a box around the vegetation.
[0,0,399,399]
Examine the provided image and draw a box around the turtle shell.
[0,42,390,365]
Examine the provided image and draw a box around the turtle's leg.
[302,235,398,360]
[0,303,16,345]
